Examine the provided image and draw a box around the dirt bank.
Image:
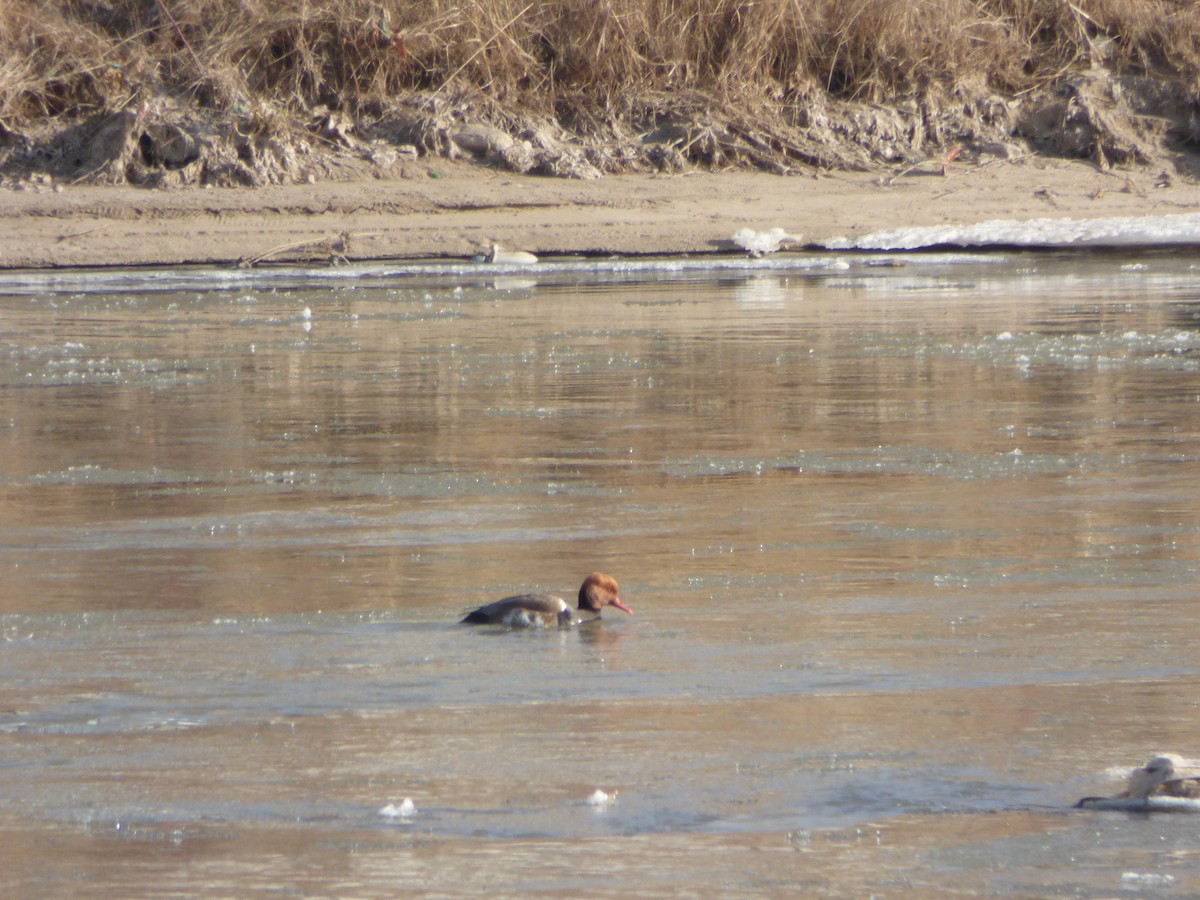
[1,155,1198,270]
[4,1,1200,269]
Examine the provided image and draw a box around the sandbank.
[2,158,1198,270]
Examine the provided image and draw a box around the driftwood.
[238,231,375,267]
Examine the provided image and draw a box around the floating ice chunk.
[379,798,417,818]
[820,212,1200,251]
[586,788,617,807]
[732,227,802,257]
[1122,873,1176,886]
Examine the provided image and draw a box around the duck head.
[577,572,632,616]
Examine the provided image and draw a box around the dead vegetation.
[0,0,1198,186]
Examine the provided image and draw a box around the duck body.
[461,592,577,628]
[461,572,631,628]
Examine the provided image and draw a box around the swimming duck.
[1075,753,1200,808]
[460,572,632,628]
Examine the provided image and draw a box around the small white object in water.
[731,227,802,257]
[487,243,538,265]
[1122,873,1176,887]
[586,788,617,807]
[379,797,417,818]
[301,306,313,333]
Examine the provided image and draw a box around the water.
[3,251,1200,897]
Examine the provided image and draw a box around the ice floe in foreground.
[821,212,1200,251]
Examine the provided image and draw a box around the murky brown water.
[3,252,1200,897]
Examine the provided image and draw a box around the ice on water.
[821,212,1200,251]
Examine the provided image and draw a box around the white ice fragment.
[1122,873,1175,886]
[731,227,802,257]
[820,212,1200,251]
[586,789,617,807]
[379,798,417,818]
[301,306,313,320]
[996,331,1013,341]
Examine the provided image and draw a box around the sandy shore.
[2,157,1199,269]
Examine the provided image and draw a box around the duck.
[461,572,632,628]
[1075,753,1200,808]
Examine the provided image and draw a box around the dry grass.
[1,0,1198,126]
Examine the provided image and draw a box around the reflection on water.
[2,252,1200,896]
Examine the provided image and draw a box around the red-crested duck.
[461,572,632,628]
